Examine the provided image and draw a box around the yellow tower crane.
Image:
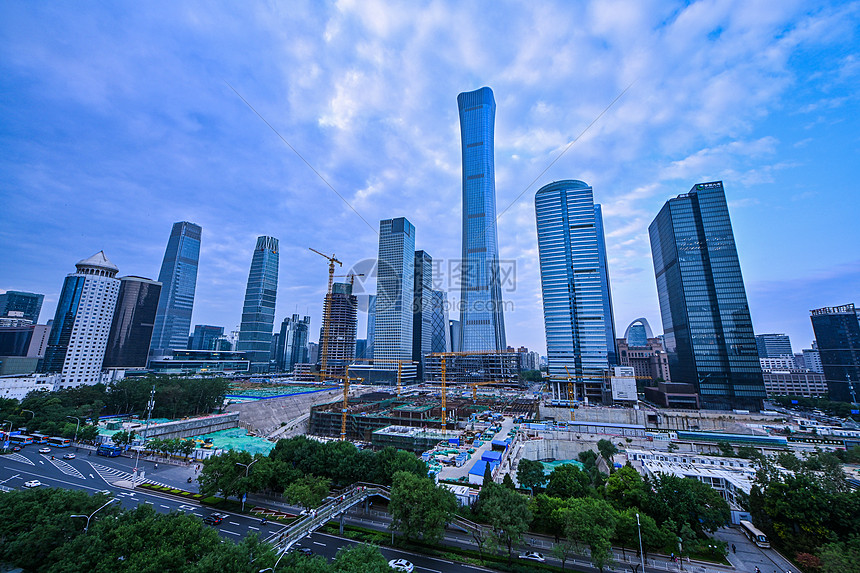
[309,248,342,381]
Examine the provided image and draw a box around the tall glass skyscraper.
[535,180,615,403]
[0,291,44,323]
[457,87,506,352]
[278,314,311,373]
[809,303,860,402]
[413,250,434,377]
[374,217,415,369]
[237,236,279,373]
[103,276,162,369]
[149,221,202,358]
[649,181,766,410]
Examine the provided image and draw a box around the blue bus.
[97,444,122,457]
[30,433,49,444]
[47,436,72,448]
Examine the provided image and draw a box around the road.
[0,445,498,573]
[715,527,796,573]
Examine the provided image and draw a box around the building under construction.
[308,389,537,442]
[423,351,521,385]
[318,282,357,380]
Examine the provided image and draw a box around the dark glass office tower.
[594,204,618,365]
[237,236,279,373]
[649,181,766,410]
[413,250,433,378]
[278,314,311,373]
[190,325,224,351]
[457,87,506,352]
[0,291,44,323]
[149,222,202,357]
[810,304,860,402]
[103,276,162,368]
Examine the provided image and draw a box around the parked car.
[518,552,546,562]
[388,559,414,572]
[63,453,76,460]
[23,480,42,488]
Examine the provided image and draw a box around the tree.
[615,508,664,560]
[517,458,546,494]
[552,539,578,570]
[604,465,648,510]
[389,471,456,544]
[647,474,730,537]
[331,543,390,573]
[597,439,618,467]
[179,438,196,461]
[78,424,99,442]
[546,464,590,499]
[476,482,533,563]
[284,474,331,510]
[716,441,735,457]
[559,497,618,573]
[819,536,860,573]
[111,429,136,447]
[502,473,516,489]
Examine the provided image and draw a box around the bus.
[29,433,49,444]
[739,520,770,548]
[9,435,34,447]
[97,444,122,457]
[47,437,72,448]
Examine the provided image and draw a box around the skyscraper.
[430,290,451,353]
[149,222,201,358]
[594,205,618,365]
[535,180,615,403]
[457,87,506,352]
[237,236,279,373]
[366,294,376,360]
[320,283,357,378]
[43,251,121,386]
[810,304,860,402]
[279,314,311,373]
[374,217,415,369]
[190,325,225,351]
[103,276,162,369]
[0,291,44,323]
[649,181,766,410]
[413,250,433,377]
[755,334,793,358]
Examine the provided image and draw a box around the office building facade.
[150,222,202,357]
[103,276,162,369]
[535,180,615,403]
[649,181,766,410]
[190,325,225,351]
[810,304,860,402]
[755,334,793,358]
[0,291,44,323]
[457,87,507,353]
[237,236,279,373]
[413,250,434,377]
[430,290,451,354]
[43,252,121,386]
[374,218,415,369]
[279,314,311,373]
[320,282,357,378]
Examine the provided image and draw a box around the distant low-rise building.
[0,373,60,401]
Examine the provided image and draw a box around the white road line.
[193,513,202,517]
[248,526,259,531]
[89,473,95,478]
[222,530,240,536]
[160,505,170,509]
[229,521,240,526]
[313,541,326,546]
[144,501,153,504]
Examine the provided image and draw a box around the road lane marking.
[229,521,241,526]
[248,526,259,531]
[222,530,240,536]
[6,454,34,466]
[313,541,326,546]
[160,505,170,509]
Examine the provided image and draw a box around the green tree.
[597,439,619,467]
[389,471,457,544]
[77,424,99,442]
[111,429,136,447]
[516,458,546,494]
[502,472,516,489]
[546,463,590,499]
[605,465,649,510]
[284,474,331,510]
[476,482,533,563]
[615,508,664,560]
[331,543,390,573]
[647,474,730,537]
[552,539,578,570]
[716,441,735,457]
[819,536,860,573]
[558,497,618,573]
[179,438,196,461]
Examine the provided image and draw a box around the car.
[39,447,51,454]
[11,446,21,452]
[295,547,313,557]
[63,453,76,460]
[388,559,414,572]
[23,480,42,488]
[518,552,546,562]
[202,513,228,525]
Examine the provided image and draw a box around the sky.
[1,1,859,356]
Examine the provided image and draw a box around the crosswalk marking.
[43,456,85,479]
[87,462,170,488]
[6,453,34,466]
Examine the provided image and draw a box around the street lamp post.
[236,458,259,512]
[70,498,119,532]
[2,420,11,448]
[22,409,35,421]
[636,513,646,573]
[66,416,81,444]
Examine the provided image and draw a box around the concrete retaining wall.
[226,388,358,435]
[128,412,240,440]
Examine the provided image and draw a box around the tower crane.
[309,248,341,380]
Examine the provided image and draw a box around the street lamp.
[636,513,646,573]
[66,416,81,444]
[236,458,259,512]
[70,498,119,533]
[22,409,35,421]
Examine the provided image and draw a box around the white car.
[63,453,76,460]
[23,480,42,488]
[39,447,51,454]
[518,552,546,562]
[388,558,414,572]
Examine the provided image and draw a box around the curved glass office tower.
[457,87,506,352]
[237,236,279,373]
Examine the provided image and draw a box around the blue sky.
[1,1,858,355]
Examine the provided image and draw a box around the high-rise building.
[149,222,201,358]
[448,319,461,353]
[43,252,121,386]
[457,87,507,353]
[279,314,311,373]
[190,325,225,351]
[320,282,357,378]
[535,180,616,403]
[366,294,376,360]
[103,276,162,369]
[374,218,415,370]
[810,304,860,402]
[797,344,824,373]
[649,181,766,410]
[307,341,319,366]
[430,290,451,354]
[413,250,434,377]
[755,334,793,358]
[594,205,618,365]
[237,236,279,373]
[617,318,671,386]
[0,291,44,323]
